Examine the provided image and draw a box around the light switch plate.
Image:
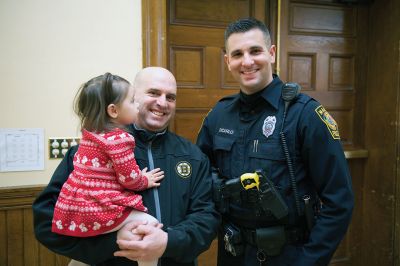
[49,137,80,159]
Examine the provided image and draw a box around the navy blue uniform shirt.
[196,76,354,266]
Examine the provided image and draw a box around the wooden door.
[167,0,268,143]
[279,0,367,149]
[278,1,369,265]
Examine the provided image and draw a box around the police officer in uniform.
[196,18,354,266]
[33,67,220,265]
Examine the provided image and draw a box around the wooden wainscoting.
[0,186,69,266]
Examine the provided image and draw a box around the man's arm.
[295,101,354,266]
[32,146,119,264]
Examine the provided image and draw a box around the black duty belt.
[228,211,281,228]
[241,227,306,246]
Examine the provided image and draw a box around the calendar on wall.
[0,128,44,172]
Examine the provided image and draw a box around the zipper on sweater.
[147,140,162,222]
[147,140,162,266]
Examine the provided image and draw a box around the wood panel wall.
[362,0,400,265]
[0,186,69,266]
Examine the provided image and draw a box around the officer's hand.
[114,224,167,261]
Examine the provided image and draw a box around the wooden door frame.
[141,0,168,68]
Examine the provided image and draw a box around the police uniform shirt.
[196,75,354,265]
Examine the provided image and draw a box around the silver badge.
[262,116,276,138]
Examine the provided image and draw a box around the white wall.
[0,0,142,187]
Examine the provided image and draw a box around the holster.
[212,169,289,220]
[212,177,229,213]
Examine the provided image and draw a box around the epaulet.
[218,94,237,103]
[296,92,314,104]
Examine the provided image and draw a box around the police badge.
[262,116,276,138]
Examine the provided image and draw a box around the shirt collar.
[260,75,283,110]
[128,124,167,143]
[228,75,283,110]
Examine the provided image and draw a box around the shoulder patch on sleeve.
[315,105,340,140]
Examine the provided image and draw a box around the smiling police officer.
[196,17,354,266]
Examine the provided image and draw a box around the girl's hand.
[141,168,164,188]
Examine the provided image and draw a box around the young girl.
[52,73,163,266]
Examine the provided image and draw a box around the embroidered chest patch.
[176,161,192,178]
[315,105,340,140]
[262,116,276,138]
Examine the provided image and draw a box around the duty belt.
[222,220,308,257]
[241,226,306,246]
